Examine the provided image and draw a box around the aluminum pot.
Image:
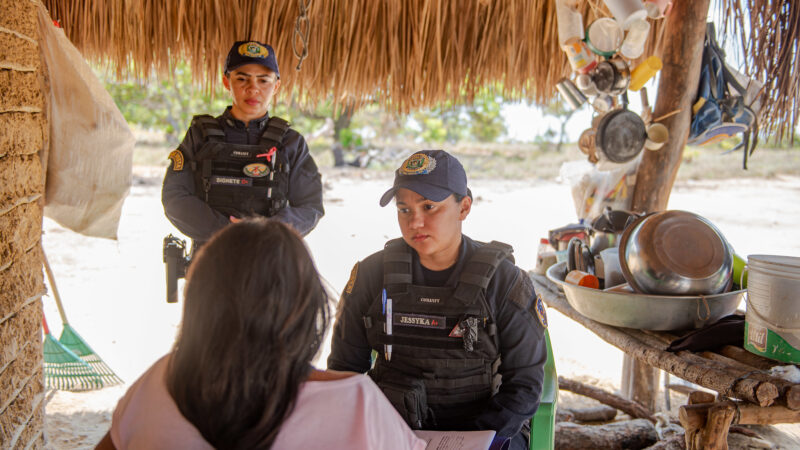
[618,210,734,295]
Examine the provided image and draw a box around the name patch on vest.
[230,150,253,158]
[211,175,251,186]
[418,297,440,304]
[394,313,446,329]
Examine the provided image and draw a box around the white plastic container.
[619,19,651,59]
[603,0,648,30]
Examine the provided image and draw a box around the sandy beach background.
[40,165,800,448]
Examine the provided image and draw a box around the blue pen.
[385,297,393,361]
[381,288,387,315]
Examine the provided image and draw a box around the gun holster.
[163,234,190,303]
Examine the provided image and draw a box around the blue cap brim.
[379,182,454,207]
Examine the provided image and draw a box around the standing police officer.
[162,40,323,248]
[328,150,547,449]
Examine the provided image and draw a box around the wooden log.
[569,405,618,423]
[556,409,575,423]
[667,383,698,397]
[688,391,716,405]
[700,402,736,450]
[555,419,658,450]
[631,0,712,212]
[531,276,779,407]
[558,376,656,423]
[719,345,777,371]
[681,401,800,428]
[700,351,800,410]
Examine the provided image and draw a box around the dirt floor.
[40,166,800,449]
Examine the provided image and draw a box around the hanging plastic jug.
[555,0,585,45]
[619,19,651,59]
[562,39,598,74]
[603,0,648,30]
[644,0,672,19]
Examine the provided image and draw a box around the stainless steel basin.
[545,262,744,330]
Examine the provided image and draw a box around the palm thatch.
[41,0,796,136]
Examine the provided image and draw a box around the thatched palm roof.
[42,0,798,137]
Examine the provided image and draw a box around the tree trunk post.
[625,0,712,411]
[631,0,712,212]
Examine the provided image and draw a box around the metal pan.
[545,262,744,330]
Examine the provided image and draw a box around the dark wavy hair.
[166,218,330,449]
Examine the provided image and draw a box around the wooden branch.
[631,0,712,213]
[568,405,618,423]
[688,391,716,405]
[700,351,800,410]
[719,345,778,371]
[555,419,657,450]
[558,376,656,423]
[680,401,800,429]
[531,275,779,407]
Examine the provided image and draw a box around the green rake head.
[58,324,123,386]
[43,333,104,391]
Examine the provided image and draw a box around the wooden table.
[530,273,800,449]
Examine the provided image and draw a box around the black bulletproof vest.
[365,238,513,430]
[191,115,291,218]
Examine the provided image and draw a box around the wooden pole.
[680,401,800,428]
[631,0,712,212]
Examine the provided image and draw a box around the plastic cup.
[603,0,648,30]
[644,123,669,150]
[629,55,662,91]
[585,18,623,57]
[619,19,651,59]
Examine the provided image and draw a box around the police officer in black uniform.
[162,40,323,248]
[328,150,547,449]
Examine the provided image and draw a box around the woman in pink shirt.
[97,219,425,450]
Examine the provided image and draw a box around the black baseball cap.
[379,150,470,207]
[224,41,280,78]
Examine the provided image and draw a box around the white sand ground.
[40,168,800,448]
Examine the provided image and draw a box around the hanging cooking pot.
[595,107,647,163]
[591,58,631,96]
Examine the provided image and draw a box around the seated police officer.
[328,150,547,449]
[162,40,324,248]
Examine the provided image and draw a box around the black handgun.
[163,234,190,303]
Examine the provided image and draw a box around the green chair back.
[529,329,558,450]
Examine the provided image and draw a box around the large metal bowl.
[546,262,744,330]
[619,210,733,295]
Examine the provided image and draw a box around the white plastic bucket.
[744,254,800,363]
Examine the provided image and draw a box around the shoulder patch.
[345,263,359,294]
[508,270,546,327]
[535,294,548,328]
[168,150,184,171]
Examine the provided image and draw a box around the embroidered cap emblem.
[399,153,437,175]
[243,163,269,178]
[238,42,269,59]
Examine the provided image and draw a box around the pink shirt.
[110,355,426,450]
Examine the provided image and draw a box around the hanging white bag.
[37,4,133,239]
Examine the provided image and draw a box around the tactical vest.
[365,239,513,430]
[190,114,291,218]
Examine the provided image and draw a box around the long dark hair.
[166,218,330,449]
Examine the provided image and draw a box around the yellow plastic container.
[629,56,662,91]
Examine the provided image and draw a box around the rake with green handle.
[42,312,104,391]
[43,250,123,387]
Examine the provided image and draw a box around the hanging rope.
[293,0,311,71]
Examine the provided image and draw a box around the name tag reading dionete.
[211,175,251,186]
[394,313,447,329]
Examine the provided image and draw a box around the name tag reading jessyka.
[394,313,447,329]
